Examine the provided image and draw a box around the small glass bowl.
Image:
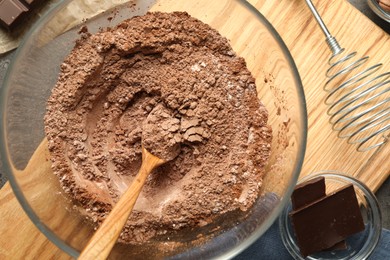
[367,0,390,23]
[279,171,382,260]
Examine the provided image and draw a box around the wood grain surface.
[0,0,389,259]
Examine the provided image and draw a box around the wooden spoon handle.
[78,150,163,260]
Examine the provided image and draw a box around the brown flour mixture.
[44,12,272,244]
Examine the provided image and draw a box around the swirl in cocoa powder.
[44,12,272,244]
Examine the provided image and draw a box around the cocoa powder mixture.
[44,12,272,244]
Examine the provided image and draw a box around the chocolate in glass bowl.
[0,0,307,258]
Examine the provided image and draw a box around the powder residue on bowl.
[44,11,272,244]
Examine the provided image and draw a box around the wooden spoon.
[78,146,172,260]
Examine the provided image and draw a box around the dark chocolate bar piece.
[325,240,347,251]
[291,176,325,210]
[0,0,29,29]
[291,176,347,252]
[289,184,365,257]
[0,0,42,30]
[21,0,38,6]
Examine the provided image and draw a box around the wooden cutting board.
[0,0,389,259]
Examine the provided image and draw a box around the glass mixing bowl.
[0,0,307,258]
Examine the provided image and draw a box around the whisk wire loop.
[325,54,369,91]
[305,0,390,151]
[328,75,390,120]
[340,107,390,140]
[325,63,383,106]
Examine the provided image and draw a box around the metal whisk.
[305,0,390,152]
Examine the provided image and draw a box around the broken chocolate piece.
[291,176,325,210]
[0,0,29,29]
[325,240,347,251]
[289,184,365,257]
[0,0,42,30]
[20,0,42,7]
[291,176,347,252]
[21,0,36,4]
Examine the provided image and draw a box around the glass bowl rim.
[278,170,382,260]
[367,0,390,23]
[0,0,307,258]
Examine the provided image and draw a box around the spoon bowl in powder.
[79,107,181,259]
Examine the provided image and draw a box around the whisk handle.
[305,0,343,55]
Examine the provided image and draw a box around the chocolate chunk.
[16,0,40,7]
[291,176,325,210]
[291,176,347,252]
[325,240,347,251]
[289,184,365,257]
[21,0,36,4]
[0,0,29,29]
[0,0,42,30]
[23,0,43,7]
